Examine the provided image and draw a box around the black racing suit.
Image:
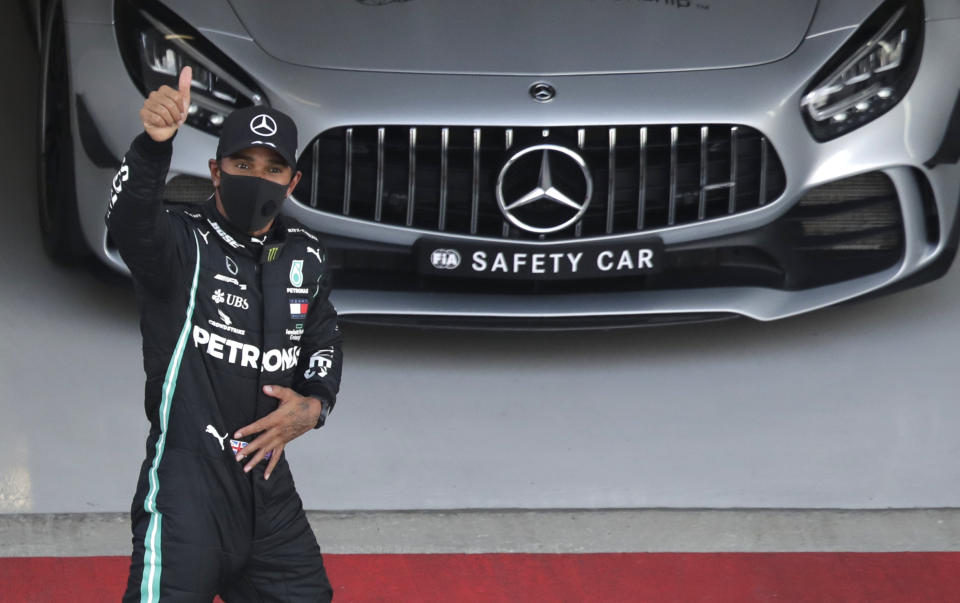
[107,133,343,602]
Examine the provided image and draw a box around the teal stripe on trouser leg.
[140,233,201,602]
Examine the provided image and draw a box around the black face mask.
[218,171,290,233]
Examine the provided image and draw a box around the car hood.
[226,0,819,75]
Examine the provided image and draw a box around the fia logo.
[430,248,461,270]
[289,260,304,287]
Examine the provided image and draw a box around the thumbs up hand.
[139,66,192,142]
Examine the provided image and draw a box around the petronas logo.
[289,260,304,287]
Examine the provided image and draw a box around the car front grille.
[293,124,787,241]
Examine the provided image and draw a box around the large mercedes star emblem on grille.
[496,144,593,234]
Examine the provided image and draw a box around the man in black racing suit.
[108,67,343,602]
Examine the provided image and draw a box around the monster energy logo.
[260,244,282,263]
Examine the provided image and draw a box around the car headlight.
[115,0,266,135]
[801,0,924,141]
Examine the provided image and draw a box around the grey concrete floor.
[3,8,960,520]
[7,509,960,555]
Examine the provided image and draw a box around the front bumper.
[312,166,955,326]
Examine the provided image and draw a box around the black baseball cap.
[216,106,298,167]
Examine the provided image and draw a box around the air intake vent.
[786,172,901,252]
[162,175,213,204]
[775,171,903,288]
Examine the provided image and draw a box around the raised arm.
[106,67,192,297]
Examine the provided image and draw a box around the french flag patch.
[289,299,309,319]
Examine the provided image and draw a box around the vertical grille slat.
[637,126,647,230]
[668,126,679,226]
[374,127,385,222]
[406,127,417,227]
[503,129,513,235]
[606,127,617,234]
[576,128,586,238]
[439,127,449,231]
[296,123,786,241]
[698,126,709,221]
[343,127,353,215]
[471,128,481,235]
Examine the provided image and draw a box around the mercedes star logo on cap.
[496,144,593,234]
[249,114,278,137]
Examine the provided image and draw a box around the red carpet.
[3,553,960,602]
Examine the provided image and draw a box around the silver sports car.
[30,0,960,327]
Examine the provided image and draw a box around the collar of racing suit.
[201,198,287,258]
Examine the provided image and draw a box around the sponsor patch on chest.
[192,325,298,373]
[289,299,309,320]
